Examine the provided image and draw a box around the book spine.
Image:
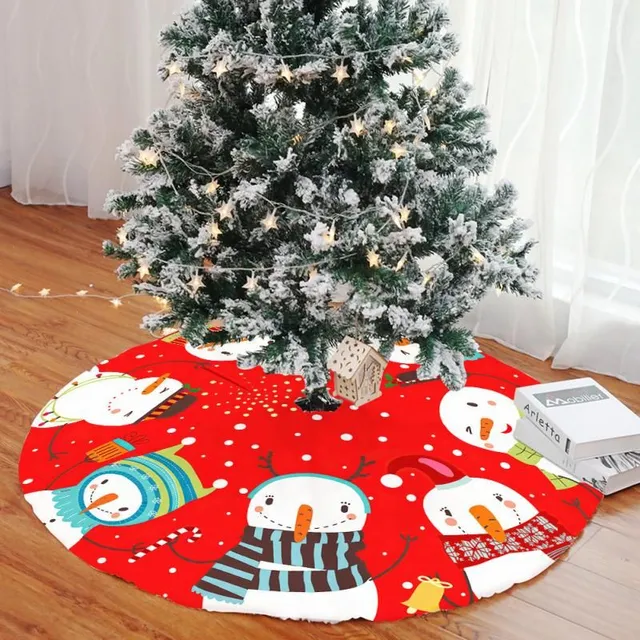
[514,389,575,457]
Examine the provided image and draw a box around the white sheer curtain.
[449,0,640,384]
[0,0,187,216]
[1,0,639,383]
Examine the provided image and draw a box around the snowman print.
[185,336,269,363]
[381,456,575,600]
[193,455,415,623]
[24,442,213,549]
[439,386,577,489]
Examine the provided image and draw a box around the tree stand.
[295,387,342,412]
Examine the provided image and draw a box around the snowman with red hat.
[381,456,575,600]
[439,378,577,490]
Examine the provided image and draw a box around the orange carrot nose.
[142,374,170,395]
[480,417,494,441]
[81,493,119,513]
[294,504,313,542]
[469,504,506,543]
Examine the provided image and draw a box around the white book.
[514,377,640,460]
[515,418,640,495]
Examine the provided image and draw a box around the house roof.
[328,336,385,378]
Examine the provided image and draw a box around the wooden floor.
[1,187,639,640]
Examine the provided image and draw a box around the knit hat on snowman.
[381,455,470,490]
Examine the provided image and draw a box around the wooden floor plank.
[1,189,639,639]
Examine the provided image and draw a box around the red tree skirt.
[19,334,601,623]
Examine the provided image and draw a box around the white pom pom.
[381,473,403,488]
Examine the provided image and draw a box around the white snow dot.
[378,436,388,442]
[302,454,312,461]
[461,592,467,597]
[169,567,177,574]
[224,440,234,446]
[402,581,413,589]
[419,526,426,531]
[529,494,535,498]
[423,444,434,452]
[203,405,210,410]
[114,535,120,539]
[381,474,402,488]
[212,479,228,489]
[500,462,511,469]
[167,427,177,434]
[218,541,224,546]
[22,479,33,485]
[452,449,463,457]
[340,433,353,441]
[234,423,247,431]
[480,467,486,472]
[162,593,168,598]
[71,440,76,445]
[400,364,410,369]
[406,494,417,502]
[311,414,322,421]
[349,405,359,411]
[135,354,145,359]
[251,444,260,450]
[31,448,38,453]
[181,437,196,446]
[380,412,390,418]
[382,552,388,556]
[128,558,135,564]
[97,557,107,565]
[100,360,109,365]
[431,434,436,438]
[425,397,431,401]
[239,488,248,495]
[224,461,234,467]
[514,374,519,378]
[294,432,301,437]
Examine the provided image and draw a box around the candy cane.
[128,526,202,563]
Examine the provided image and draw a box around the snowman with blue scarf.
[193,454,415,623]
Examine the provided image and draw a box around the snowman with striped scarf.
[193,454,414,623]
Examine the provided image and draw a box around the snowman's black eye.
[465,426,472,434]
[101,479,109,485]
[494,493,504,502]
[467,402,478,407]
[341,504,349,513]
[118,507,129,512]
[265,497,274,506]
[124,411,133,418]
[444,509,452,517]
[221,350,232,356]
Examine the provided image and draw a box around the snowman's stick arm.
[45,459,87,490]
[47,425,66,460]
[83,536,145,554]
[166,539,219,564]
[370,534,417,582]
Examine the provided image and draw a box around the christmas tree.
[104,0,538,411]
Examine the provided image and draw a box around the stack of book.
[515,377,640,495]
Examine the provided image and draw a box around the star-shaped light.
[395,252,409,272]
[383,119,397,135]
[332,62,350,85]
[323,221,336,246]
[399,206,411,223]
[243,273,258,291]
[205,179,220,195]
[429,86,438,98]
[367,249,381,268]
[390,212,404,229]
[117,228,127,244]
[209,221,222,240]
[422,272,434,286]
[39,288,51,297]
[178,83,187,98]
[189,274,205,296]
[216,200,234,220]
[413,69,426,87]
[110,298,123,308]
[166,61,181,76]
[470,247,486,265]
[308,266,319,280]
[279,64,294,83]
[213,59,229,78]
[350,116,367,137]
[390,143,408,160]
[401,55,413,64]
[137,259,151,279]
[10,283,22,293]
[262,210,279,231]
[154,296,169,309]
[138,149,159,166]
[423,113,432,131]
[76,290,88,297]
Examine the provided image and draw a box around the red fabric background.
[18,336,601,622]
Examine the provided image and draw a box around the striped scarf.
[193,526,371,604]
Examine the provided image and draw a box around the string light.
[279,63,294,83]
[331,61,350,84]
[212,59,229,78]
[308,266,319,280]
[189,273,205,296]
[323,221,337,246]
[154,296,170,309]
[395,252,409,272]
[470,247,486,265]
[412,69,427,87]
[137,259,151,279]
[350,116,367,137]
[39,288,51,297]
[390,143,408,160]
[422,272,434,286]
[76,290,88,297]
[110,298,123,308]
[166,61,181,76]
[205,179,220,195]
[398,206,411,223]
[209,221,222,240]
[261,210,279,231]
[216,200,234,220]
[243,273,258,291]
[390,211,404,229]
[117,228,127,244]
[423,114,432,131]
[367,249,381,268]
[383,119,397,135]
[138,149,159,167]
[10,283,22,293]
[3,285,138,304]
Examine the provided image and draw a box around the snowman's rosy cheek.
[488,400,497,406]
[111,513,121,520]
[444,517,458,527]
[346,514,357,521]
[254,506,264,513]
[484,442,494,449]
[504,500,516,509]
